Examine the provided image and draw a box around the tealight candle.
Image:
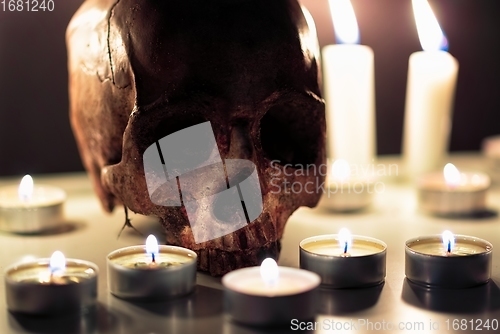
[300,229,386,288]
[405,231,493,288]
[418,163,490,216]
[107,235,197,301]
[0,175,66,233]
[321,159,374,212]
[4,251,98,315]
[222,258,320,326]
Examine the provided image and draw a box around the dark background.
[0,0,499,176]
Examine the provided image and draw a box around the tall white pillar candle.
[323,0,376,167]
[403,0,459,178]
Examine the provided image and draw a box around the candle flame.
[328,0,360,44]
[412,0,448,51]
[442,230,455,253]
[338,228,352,254]
[146,235,159,262]
[443,163,461,188]
[18,175,34,202]
[332,159,351,182]
[260,258,279,287]
[49,251,66,274]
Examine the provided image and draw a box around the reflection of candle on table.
[300,229,386,288]
[321,159,374,212]
[418,163,490,216]
[403,0,459,178]
[222,258,320,326]
[107,235,197,300]
[0,175,66,233]
[405,231,493,288]
[5,251,98,315]
[323,0,376,166]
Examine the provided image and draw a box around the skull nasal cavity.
[260,104,319,166]
[153,114,214,164]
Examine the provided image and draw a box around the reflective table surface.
[1,154,499,333]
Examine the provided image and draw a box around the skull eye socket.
[153,113,207,144]
[260,103,321,166]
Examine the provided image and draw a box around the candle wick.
[49,269,59,284]
[344,242,348,254]
[447,241,451,253]
[152,253,156,263]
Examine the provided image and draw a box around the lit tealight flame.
[146,234,159,263]
[260,258,279,287]
[332,159,351,183]
[443,163,461,188]
[18,175,34,202]
[328,0,360,45]
[442,230,455,254]
[338,228,352,256]
[412,0,448,51]
[49,251,66,274]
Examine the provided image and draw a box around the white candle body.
[222,266,320,326]
[0,185,66,208]
[108,245,196,269]
[229,276,309,296]
[410,242,487,257]
[322,44,376,166]
[418,171,490,192]
[417,171,490,215]
[7,259,97,283]
[403,51,459,177]
[407,235,492,257]
[301,235,386,257]
[0,185,66,232]
[304,243,377,257]
[222,266,319,297]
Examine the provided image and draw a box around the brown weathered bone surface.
[67,0,326,276]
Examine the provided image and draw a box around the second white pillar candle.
[403,50,458,177]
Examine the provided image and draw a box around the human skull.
[67,0,326,276]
